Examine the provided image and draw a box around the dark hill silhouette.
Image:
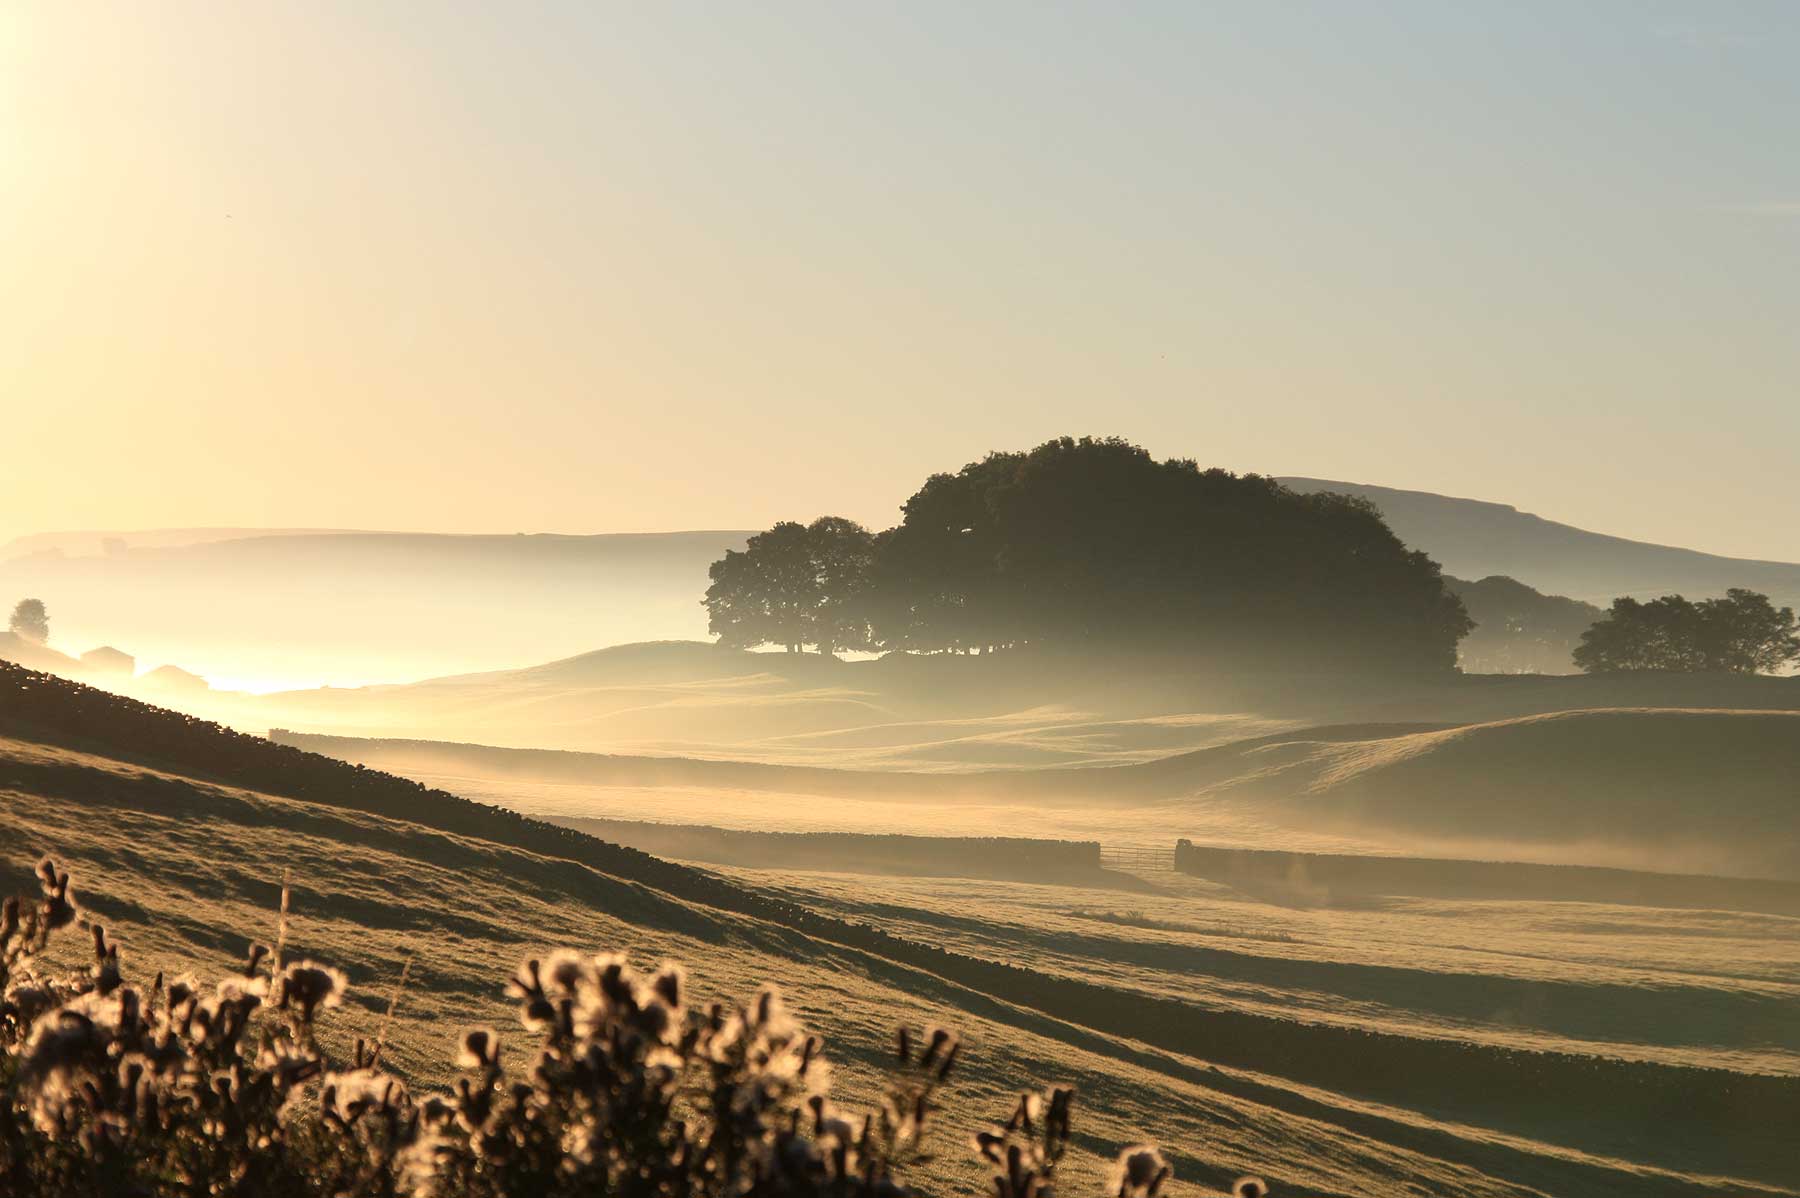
[1280,478,1800,609]
[1445,575,1603,674]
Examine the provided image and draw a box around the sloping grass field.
[5,661,1800,1195]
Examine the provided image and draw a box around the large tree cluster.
[1573,588,1800,674]
[706,437,1473,672]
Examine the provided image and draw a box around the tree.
[1695,588,1800,673]
[704,522,817,652]
[871,437,1470,670]
[1574,588,1799,674]
[703,518,877,655]
[806,516,878,655]
[868,452,1022,654]
[8,598,48,644]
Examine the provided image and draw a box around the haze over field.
[7,477,1800,689]
[5,4,1799,1196]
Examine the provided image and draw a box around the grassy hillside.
[1280,478,1800,609]
[7,663,1800,1194]
[284,704,1800,880]
[1262,709,1800,872]
[182,639,1800,778]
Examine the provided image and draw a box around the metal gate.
[1099,844,1174,872]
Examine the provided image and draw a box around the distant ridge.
[1279,477,1800,607]
[0,526,758,561]
[0,527,365,560]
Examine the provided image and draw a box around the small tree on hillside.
[807,516,878,655]
[1574,588,1799,674]
[703,518,876,654]
[8,598,48,644]
[704,522,817,652]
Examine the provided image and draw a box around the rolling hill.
[213,637,1800,772]
[5,661,1798,1196]
[9,476,1800,693]
[1280,478,1800,609]
[280,704,1800,881]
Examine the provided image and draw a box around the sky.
[3,1,1797,560]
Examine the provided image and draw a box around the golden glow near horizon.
[3,3,1797,558]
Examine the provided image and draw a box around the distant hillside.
[237,636,1800,770]
[1281,477,1800,608]
[0,528,753,685]
[282,701,1800,880]
[0,526,363,561]
[1445,575,1602,674]
[10,478,1800,689]
[1197,708,1800,879]
[0,630,82,674]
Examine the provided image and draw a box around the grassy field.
[285,704,1800,880]
[5,660,1800,1196]
[157,640,1800,770]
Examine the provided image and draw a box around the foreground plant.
[1,860,1251,1196]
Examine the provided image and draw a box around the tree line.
[704,436,1800,677]
[705,437,1473,672]
[1574,589,1799,674]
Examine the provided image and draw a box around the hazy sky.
[4,2,1797,559]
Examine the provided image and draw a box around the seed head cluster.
[1,860,1257,1196]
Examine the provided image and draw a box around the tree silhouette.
[706,438,1473,671]
[873,437,1470,669]
[8,598,48,644]
[1574,588,1799,674]
[703,518,877,655]
[869,452,1021,654]
[806,516,878,655]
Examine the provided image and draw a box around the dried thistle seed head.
[457,1027,500,1070]
[542,950,589,997]
[322,1068,406,1121]
[276,961,346,1016]
[1112,1146,1172,1198]
[650,963,683,1011]
[164,974,197,1010]
[215,974,269,1005]
[6,983,59,1024]
[36,862,76,932]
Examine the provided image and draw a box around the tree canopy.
[1573,588,1800,674]
[8,599,48,644]
[706,437,1473,670]
[703,518,877,654]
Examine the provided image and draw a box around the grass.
[5,663,1800,1195]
